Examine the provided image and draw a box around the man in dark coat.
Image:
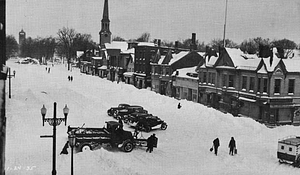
[228,137,236,156]
[146,134,157,153]
[213,138,220,156]
[60,141,69,155]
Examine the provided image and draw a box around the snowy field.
[5,58,300,175]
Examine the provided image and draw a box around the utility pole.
[223,0,228,47]
[0,0,6,175]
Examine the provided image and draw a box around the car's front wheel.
[161,123,167,130]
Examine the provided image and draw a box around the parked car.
[115,106,147,120]
[124,112,153,124]
[134,115,167,132]
[277,135,300,167]
[107,104,131,116]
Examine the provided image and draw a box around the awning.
[238,97,256,103]
[98,65,107,70]
[123,72,134,77]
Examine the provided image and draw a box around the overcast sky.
[6,0,300,45]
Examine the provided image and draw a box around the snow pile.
[5,59,300,175]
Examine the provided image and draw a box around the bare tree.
[57,27,76,70]
[112,36,125,41]
[272,38,297,58]
[136,32,150,42]
[6,35,18,59]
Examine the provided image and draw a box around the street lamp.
[68,134,76,175]
[7,67,15,98]
[40,102,69,175]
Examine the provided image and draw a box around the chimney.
[175,41,179,49]
[191,33,197,51]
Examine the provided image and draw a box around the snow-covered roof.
[169,51,190,65]
[105,41,128,52]
[157,55,166,64]
[121,48,135,54]
[225,48,261,71]
[173,66,198,79]
[76,51,84,58]
[206,55,218,67]
[137,42,155,47]
[282,59,300,72]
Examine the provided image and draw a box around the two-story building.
[172,66,199,101]
[152,50,204,96]
[197,47,300,125]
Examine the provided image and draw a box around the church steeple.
[99,0,111,46]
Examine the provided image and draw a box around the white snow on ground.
[5,58,300,175]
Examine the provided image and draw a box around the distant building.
[99,0,111,47]
[19,29,26,45]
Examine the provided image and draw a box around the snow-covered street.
[5,58,300,175]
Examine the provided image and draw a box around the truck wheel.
[81,144,92,152]
[161,123,167,130]
[122,140,134,152]
[107,110,112,116]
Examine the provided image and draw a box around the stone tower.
[19,29,26,45]
[99,0,111,47]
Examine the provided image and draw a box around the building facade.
[197,47,300,125]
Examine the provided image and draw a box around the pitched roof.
[169,51,190,65]
[224,48,261,71]
[281,59,300,72]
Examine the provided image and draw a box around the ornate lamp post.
[68,134,76,175]
[40,102,69,175]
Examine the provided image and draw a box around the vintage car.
[114,105,147,120]
[124,112,152,124]
[107,104,131,116]
[131,115,167,132]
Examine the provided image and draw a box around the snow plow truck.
[67,121,156,152]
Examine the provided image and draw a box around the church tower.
[99,0,111,47]
[19,29,26,45]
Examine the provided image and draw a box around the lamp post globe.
[63,105,69,126]
[41,105,47,126]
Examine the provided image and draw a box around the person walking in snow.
[68,76,70,81]
[60,141,69,155]
[48,68,50,73]
[228,137,236,156]
[177,103,181,109]
[146,134,157,153]
[70,76,73,81]
[213,138,220,156]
